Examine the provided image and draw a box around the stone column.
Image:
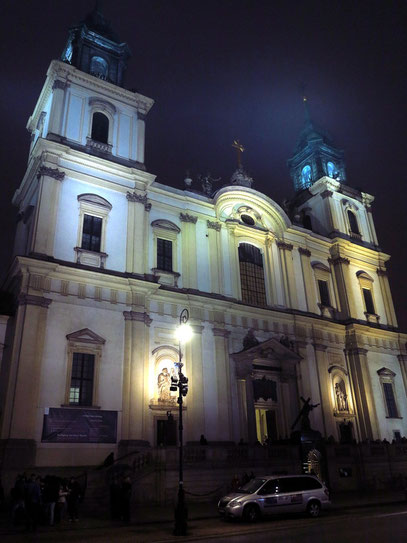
[295,341,311,400]
[121,310,152,442]
[136,113,145,164]
[264,237,278,305]
[180,213,198,288]
[346,348,379,441]
[48,80,68,138]
[4,295,52,440]
[377,268,398,327]
[185,324,205,441]
[212,328,232,441]
[225,223,240,298]
[298,248,318,313]
[329,254,357,319]
[31,166,65,256]
[397,355,407,399]
[126,192,150,274]
[244,374,257,444]
[207,221,223,294]
[277,242,298,309]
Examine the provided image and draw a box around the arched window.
[91,112,109,144]
[90,56,108,80]
[301,165,312,188]
[238,243,267,307]
[347,209,360,235]
[327,161,336,177]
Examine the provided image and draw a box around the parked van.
[218,474,330,521]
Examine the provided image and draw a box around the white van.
[218,474,330,521]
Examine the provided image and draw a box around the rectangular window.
[69,352,95,406]
[81,214,102,253]
[383,382,398,418]
[363,288,375,314]
[157,238,173,271]
[318,280,331,306]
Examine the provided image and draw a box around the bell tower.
[61,1,130,87]
[287,97,346,192]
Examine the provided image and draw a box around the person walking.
[24,474,41,532]
[67,477,81,522]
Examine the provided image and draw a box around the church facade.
[1,6,407,471]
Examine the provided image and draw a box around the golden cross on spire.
[232,140,245,168]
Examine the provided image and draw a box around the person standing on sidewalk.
[67,477,81,522]
[24,474,41,532]
[120,476,132,522]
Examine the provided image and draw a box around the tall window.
[347,210,360,235]
[318,280,331,306]
[90,56,108,80]
[69,353,95,406]
[81,214,102,252]
[362,288,375,314]
[91,112,109,144]
[157,238,173,271]
[238,243,267,307]
[383,382,398,418]
[301,165,312,188]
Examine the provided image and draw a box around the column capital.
[295,340,308,349]
[313,343,327,352]
[52,79,69,91]
[397,354,407,363]
[328,256,350,266]
[126,192,151,211]
[347,347,368,356]
[321,190,333,199]
[277,241,293,251]
[190,324,204,334]
[180,212,198,224]
[37,166,65,181]
[207,220,221,231]
[123,310,152,326]
[376,268,388,277]
[212,327,230,338]
[18,294,52,308]
[298,247,311,257]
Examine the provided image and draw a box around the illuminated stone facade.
[1,7,407,471]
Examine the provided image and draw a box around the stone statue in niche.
[335,382,348,412]
[243,329,259,350]
[157,367,176,403]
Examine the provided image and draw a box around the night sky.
[0,0,406,329]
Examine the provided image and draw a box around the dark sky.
[0,0,406,329]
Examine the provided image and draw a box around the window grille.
[318,280,331,306]
[157,238,173,271]
[363,288,375,314]
[238,243,267,307]
[383,382,398,418]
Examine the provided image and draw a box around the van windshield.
[238,478,267,494]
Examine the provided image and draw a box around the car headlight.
[229,500,242,507]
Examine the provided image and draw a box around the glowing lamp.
[175,322,193,344]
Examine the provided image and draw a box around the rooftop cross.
[232,140,245,168]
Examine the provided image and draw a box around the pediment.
[66,328,106,345]
[233,337,302,363]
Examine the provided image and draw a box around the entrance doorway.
[255,408,278,444]
[157,416,177,446]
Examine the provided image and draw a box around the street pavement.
[0,489,405,542]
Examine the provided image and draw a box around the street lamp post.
[172,308,192,536]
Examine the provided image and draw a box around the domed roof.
[81,3,121,43]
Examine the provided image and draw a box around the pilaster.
[136,114,145,164]
[277,242,298,308]
[298,248,318,313]
[121,310,152,440]
[264,237,278,305]
[365,205,379,246]
[377,268,398,327]
[346,348,379,441]
[180,213,198,288]
[312,343,329,436]
[185,324,205,440]
[321,189,339,234]
[3,295,52,440]
[126,192,150,274]
[329,254,357,319]
[212,327,232,440]
[397,354,407,399]
[244,374,257,444]
[31,166,65,256]
[47,80,69,138]
[207,221,223,294]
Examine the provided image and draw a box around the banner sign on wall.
[41,408,117,443]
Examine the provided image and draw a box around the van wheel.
[307,500,321,518]
[243,504,260,522]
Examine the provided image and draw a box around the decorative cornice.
[180,213,198,224]
[52,79,69,91]
[123,311,152,326]
[18,294,52,308]
[298,247,311,257]
[313,343,328,352]
[37,166,65,181]
[328,256,350,266]
[207,220,221,231]
[376,268,388,277]
[321,190,333,199]
[212,327,230,338]
[277,241,293,251]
